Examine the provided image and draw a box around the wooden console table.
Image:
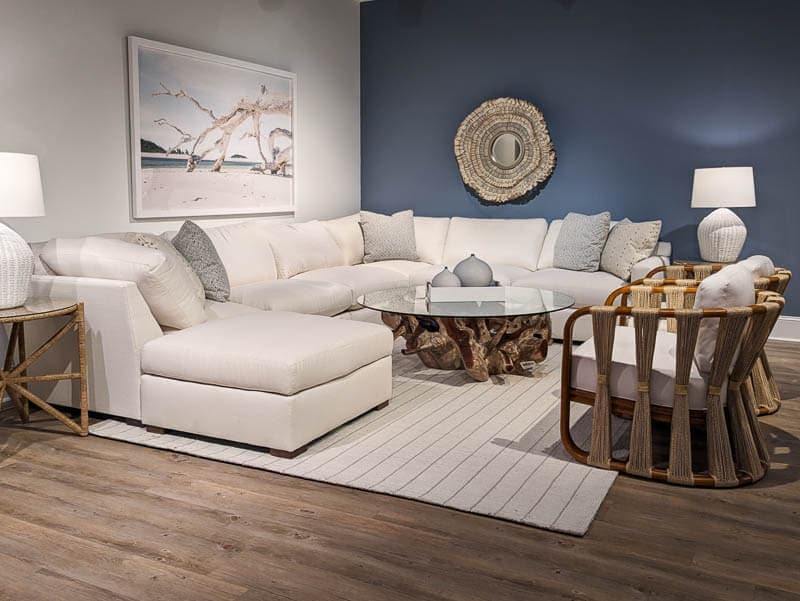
[1,298,89,435]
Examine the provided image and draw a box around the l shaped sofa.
[27,214,671,455]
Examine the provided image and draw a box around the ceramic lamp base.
[697,207,747,263]
[0,222,34,309]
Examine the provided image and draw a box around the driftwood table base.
[382,312,552,382]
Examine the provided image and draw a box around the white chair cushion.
[414,217,450,265]
[443,217,548,271]
[693,264,755,373]
[40,237,206,329]
[265,221,344,278]
[203,221,278,287]
[230,279,353,316]
[292,264,410,308]
[512,268,625,307]
[490,264,535,286]
[537,219,562,269]
[141,312,393,396]
[738,255,775,279]
[322,214,364,266]
[571,326,725,410]
[371,260,443,286]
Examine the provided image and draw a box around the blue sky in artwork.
[138,47,292,159]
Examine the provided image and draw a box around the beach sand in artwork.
[141,168,292,214]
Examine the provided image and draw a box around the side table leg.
[76,305,89,436]
[17,322,29,423]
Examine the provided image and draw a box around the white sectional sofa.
[27,214,670,455]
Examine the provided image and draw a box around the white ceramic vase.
[0,222,34,309]
[697,208,747,263]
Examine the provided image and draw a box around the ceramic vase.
[453,254,494,287]
[430,267,462,287]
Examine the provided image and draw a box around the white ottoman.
[139,312,393,457]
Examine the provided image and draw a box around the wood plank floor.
[1,341,799,601]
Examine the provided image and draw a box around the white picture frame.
[128,36,296,219]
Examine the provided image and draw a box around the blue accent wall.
[361,0,800,314]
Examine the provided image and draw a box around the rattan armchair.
[561,284,784,487]
[638,264,792,416]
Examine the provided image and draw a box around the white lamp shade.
[691,166,756,209]
[0,152,46,217]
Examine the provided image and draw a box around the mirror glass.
[490,133,523,169]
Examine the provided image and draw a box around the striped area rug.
[91,341,619,536]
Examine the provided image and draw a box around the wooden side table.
[1,298,89,436]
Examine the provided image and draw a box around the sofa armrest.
[630,254,670,282]
[25,275,163,420]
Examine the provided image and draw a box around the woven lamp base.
[0,222,34,309]
[697,207,747,263]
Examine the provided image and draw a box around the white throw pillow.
[41,237,207,329]
[322,214,365,266]
[693,264,755,373]
[738,255,775,279]
[600,219,662,280]
[265,221,344,278]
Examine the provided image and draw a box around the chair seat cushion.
[512,268,625,307]
[141,312,393,396]
[292,264,410,308]
[230,279,353,316]
[571,326,726,410]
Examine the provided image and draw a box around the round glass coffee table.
[358,286,574,382]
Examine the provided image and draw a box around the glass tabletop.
[0,297,78,320]
[358,286,575,319]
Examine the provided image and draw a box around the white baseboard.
[770,316,800,342]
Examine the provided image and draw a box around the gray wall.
[0,0,360,241]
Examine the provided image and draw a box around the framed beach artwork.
[128,37,295,219]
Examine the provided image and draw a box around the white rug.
[91,342,618,536]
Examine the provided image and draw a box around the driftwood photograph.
[128,37,295,219]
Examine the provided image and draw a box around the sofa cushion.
[322,213,364,266]
[265,221,344,278]
[371,260,443,286]
[414,217,450,265]
[693,264,755,373]
[204,300,263,321]
[537,219,562,270]
[230,279,353,316]
[512,268,625,307]
[141,312,393,396]
[571,326,725,410]
[600,219,662,280]
[490,264,535,286]
[554,212,611,272]
[360,210,418,263]
[443,217,548,271]
[40,236,207,329]
[292,264,410,308]
[172,220,231,302]
[204,221,278,286]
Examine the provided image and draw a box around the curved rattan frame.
[561,286,784,487]
[454,97,556,205]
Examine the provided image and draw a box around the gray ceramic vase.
[430,267,462,287]
[453,253,494,287]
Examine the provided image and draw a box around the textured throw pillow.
[125,232,205,302]
[553,211,611,272]
[600,219,662,280]
[172,220,231,302]
[360,210,418,263]
[693,264,756,373]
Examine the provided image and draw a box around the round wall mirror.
[490,133,523,169]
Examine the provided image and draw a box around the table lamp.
[691,166,756,263]
[0,153,46,309]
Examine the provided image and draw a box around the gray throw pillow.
[172,220,230,302]
[600,219,662,280]
[360,210,418,263]
[553,211,611,272]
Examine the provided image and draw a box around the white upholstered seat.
[230,279,353,316]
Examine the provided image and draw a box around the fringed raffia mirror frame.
[454,97,556,205]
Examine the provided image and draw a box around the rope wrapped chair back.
[561,286,785,487]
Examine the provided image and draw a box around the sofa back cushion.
[203,221,278,287]
[537,219,562,269]
[322,214,364,266]
[414,217,450,265]
[40,236,207,329]
[265,221,344,278]
[442,217,547,270]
